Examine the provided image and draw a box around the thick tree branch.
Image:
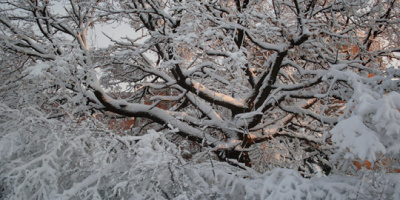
[93,89,222,146]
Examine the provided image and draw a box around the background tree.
[1,0,400,198]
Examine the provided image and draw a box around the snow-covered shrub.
[329,67,400,170]
[1,103,399,199]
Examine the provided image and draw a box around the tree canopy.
[1,0,400,199]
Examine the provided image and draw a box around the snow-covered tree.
[1,0,400,199]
